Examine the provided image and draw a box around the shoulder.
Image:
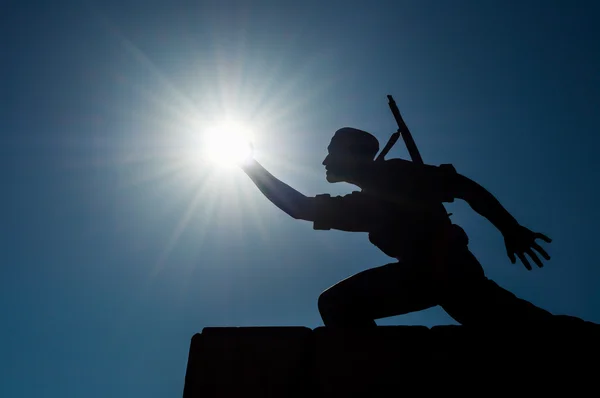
[380,158,457,178]
[370,158,413,175]
[366,159,439,186]
[382,158,453,170]
[381,158,413,168]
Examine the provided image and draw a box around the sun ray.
[250,62,319,127]
[244,183,272,244]
[116,36,198,119]
[147,170,222,282]
[192,174,229,252]
[116,156,190,191]
[93,6,205,125]
[236,173,270,243]
[223,174,247,244]
[90,2,359,307]
[261,74,347,136]
[129,172,221,317]
[250,51,342,128]
[152,189,203,275]
[117,80,198,132]
[243,37,303,116]
[256,151,324,189]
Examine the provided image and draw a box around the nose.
[322,155,329,166]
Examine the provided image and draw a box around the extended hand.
[503,225,551,270]
[238,141,254,167]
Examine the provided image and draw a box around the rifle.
[377,95,454,217]
[376,95,424,164]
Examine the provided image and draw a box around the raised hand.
[503,225,552,271]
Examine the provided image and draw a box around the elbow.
[446,173,475,203]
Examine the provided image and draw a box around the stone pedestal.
[183,322,599,397]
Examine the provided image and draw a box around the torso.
[358,159,453,261]
[366,197,451,261]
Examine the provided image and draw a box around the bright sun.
[202,120,254,168]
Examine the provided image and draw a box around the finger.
[535,233,552,243]
[526,249,544,268]
[532,242,550,260]
[517,253,532,271]
[506,247,516,264]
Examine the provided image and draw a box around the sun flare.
[202,120,254,167]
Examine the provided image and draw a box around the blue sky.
[1,0,599,396]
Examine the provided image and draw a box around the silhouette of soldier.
[241,127,557,327]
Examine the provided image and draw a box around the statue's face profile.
[322,128,379,184]
[322,140,371,184]
[322,146,357,183]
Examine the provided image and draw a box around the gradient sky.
[2,1,599,396]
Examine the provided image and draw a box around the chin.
[325,171,343,183]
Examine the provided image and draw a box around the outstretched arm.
[448,172,552,270]
[241,158,315,221]
[241,159,375,232]
[449,173,520,234]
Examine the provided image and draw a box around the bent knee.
[318,289,334,314]
[318,286,346,315]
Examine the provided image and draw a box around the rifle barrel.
[387,95,424,164]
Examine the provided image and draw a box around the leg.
[444,278,555,326]
[440,248,554,326]
[318,261,439,327]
